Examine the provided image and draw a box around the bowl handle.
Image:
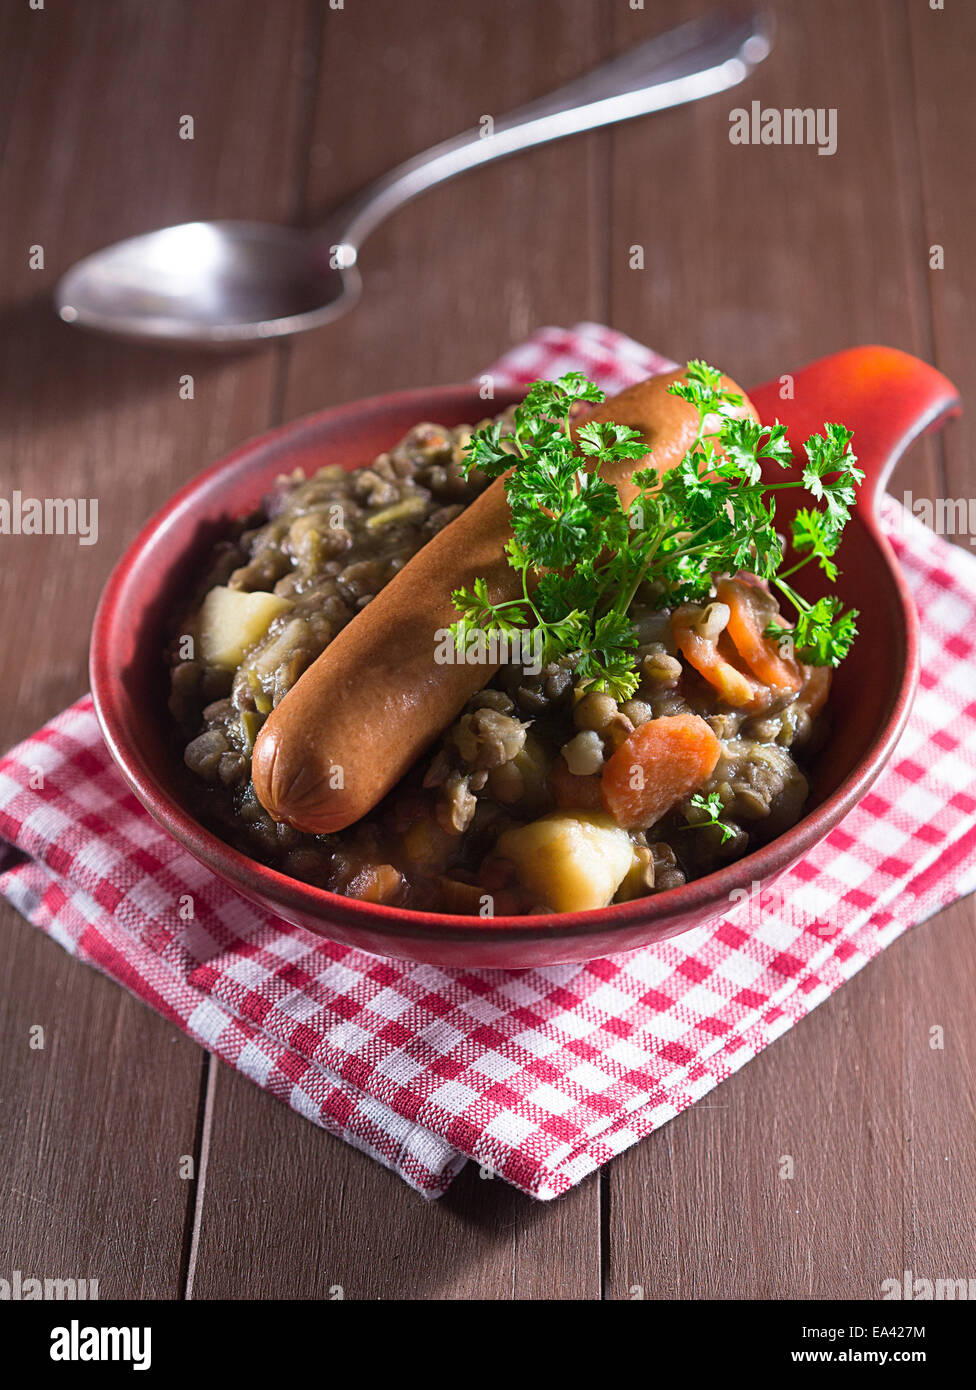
[748,345,961,512]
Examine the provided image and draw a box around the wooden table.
[2,0,974,1301]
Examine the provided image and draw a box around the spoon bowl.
[55,221,360,347]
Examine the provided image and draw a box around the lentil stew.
[167,407,833,916]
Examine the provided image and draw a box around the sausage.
[251,369,758,833]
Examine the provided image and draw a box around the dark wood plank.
[189,1062,599,1300]
[899,901,976,1280]
[190,0,610,1299]
[280,0,613,417]
[0,0,313,739]
[605,0,941,502]
[605,0,976,1299]
[0,919,205,1298]
[0,0,314,1296]
[908,0,976,521]
[899,0,976,1287]
[605,900,976,1300]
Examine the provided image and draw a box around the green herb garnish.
[683,792,736,843]
[450,362,863,699]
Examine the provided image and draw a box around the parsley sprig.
[450,362,863,700]
[683,791,736,843]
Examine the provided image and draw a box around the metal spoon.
[54,10,771,349]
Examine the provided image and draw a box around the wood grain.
[0,0,973,1301]
[607,0,942,501]
[282,0,613,417]
[189,1061,599,1300]
[908,0,976,519]
[605,898,976,1300]
[0,0,314,1299]
[0,926,204,1298]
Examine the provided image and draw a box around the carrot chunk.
[600,714,721,831]
[549,755,605,813]
[344,863,403,904]
[715,576,803,693]
[672,605,761,709]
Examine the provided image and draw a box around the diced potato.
[197,586,293,670]
[496,811,638,914]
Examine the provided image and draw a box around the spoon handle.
[326,9,771,259]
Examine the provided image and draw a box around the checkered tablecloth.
[1,325,974,1200]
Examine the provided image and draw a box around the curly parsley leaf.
[575,610,641,702]
[790,507,842,582]
[575,419,648,464]
[667,359,743,416]
[801,424,865,527]
[767,591,859,668]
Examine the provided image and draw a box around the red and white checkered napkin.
[1,326,975,1201]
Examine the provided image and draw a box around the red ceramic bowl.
[91,346,959,967]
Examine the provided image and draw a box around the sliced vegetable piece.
[601,713,721,831]
[715,576,803,692]
[365,495,429,530]
[548,754,605,813]
[243,617,310,683]
[197,585,293,670]
[495,811,637,913]
[615,844,656,902]
[344,863,403,904]
[239,709,265,752]
[436,875,496,916]
[672,604,761,709]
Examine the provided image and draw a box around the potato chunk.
[197,586,293,670]
[496,811,637,913]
